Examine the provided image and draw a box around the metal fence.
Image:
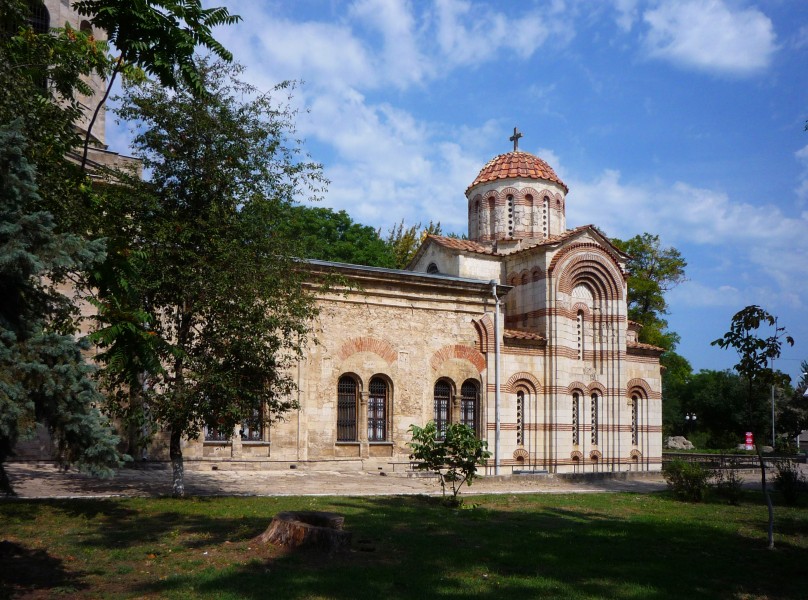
[662,452,803,471]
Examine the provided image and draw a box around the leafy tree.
[676,369,748,448]
[385,220,442,269]
[660,350,692,437]
[0,122,123,495]
[98,58,323,496]
[408,421,491,506]
[712,305,794,549]
[775,362,808,446]
[612,233,686,351]
[277,206,396,267]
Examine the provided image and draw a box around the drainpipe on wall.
[490,280,501,476]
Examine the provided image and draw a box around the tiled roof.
[627,340,665,353]
[467,151,568,193]
[425,235,496,255]
[504,329,546,342]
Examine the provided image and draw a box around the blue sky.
[110,0,808,382]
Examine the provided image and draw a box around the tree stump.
[254,511,351,553]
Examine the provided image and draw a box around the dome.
[467,151,568,194]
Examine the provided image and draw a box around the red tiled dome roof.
[467,151,567,193]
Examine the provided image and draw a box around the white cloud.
[795,144,808,205]
[613,0,640,33]
[641,0,777,76]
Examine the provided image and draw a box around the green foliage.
[611,232,686,351]
[776,361,808,442]
[277,206,396,267]
[711,460,745,505]
[95,58,324,495]
[0,122,123,494]
[773,460,805,505]
[662,459,709,502]
[660,350,692,437]
[408,421,491,506]
[385,219,442,269]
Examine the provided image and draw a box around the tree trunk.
[170,429,184,498]
[756,444,774,549]
[254,512,351,553]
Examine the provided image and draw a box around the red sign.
[745,432,754,450]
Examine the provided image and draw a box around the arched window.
[631,393,641,446]
[487,197,496,238]
[526,194,534,229]
[572,392,580,445]
[28,1,50,34]
[427,262,439,274]
[590,393,599,445]
[516,390,525,446]
[337,376,358,442]
[577,311,584,361]
[434,381,451,440]
[460,380,479,434]
[368,377,388,442]
[80,19,92,35]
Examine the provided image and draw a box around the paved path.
[3,462,670,499]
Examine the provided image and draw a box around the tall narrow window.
[591,393,599,445]
[337,376,358,442]
[488,197,496,239]
[516,391,525,446]
[631,394,640,446]
[240,407,264,441]
[368,378,388,442]
[28,1,50,34]
[460,380,479,434]
[507,194,514,237]
[572,393,580,445]
[577,311,584,361]
[542,196,549,237]
[434,381,450,440]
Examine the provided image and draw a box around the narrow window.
[516,391,525,446]
[427,262,439,274]
[526,194,534,229]
[577,311,584,361]
[488,197,496,238]
[542,196,549,237]
[337,376,358,442]
[460,380,479,434]
[631,394,640,446]
[368,378,388,442]
[434,381,450,440]
[507,194,514,237]
[591,393,599,445]
[240,407,264,441]
[572,393,580,445]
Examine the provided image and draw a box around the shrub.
[774,460,805,505]
[711,459,744,505]
[663,459,709,502]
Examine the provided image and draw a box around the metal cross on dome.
[509,127,523,152]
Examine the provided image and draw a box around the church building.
[189,131,664,475]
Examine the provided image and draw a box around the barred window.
[205,424,230,442]
[591,393,599,446]
[572,392,580,445]
[434,381,451,440]
[337,376,358,442]
[577,311,584,361]
[631,394,640,446]
[368,378,388,442]
[516,391,525,446]
[460,380,479,434]
[241,408,263,442]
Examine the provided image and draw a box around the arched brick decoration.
[337,337,397,364]
[571,301,590,316]
[531,267,543,282]
[630,449,642,458]
[504,372,541,394]
[570,450,584,460]
[473,314,494,353]
[500,186,519,199]
[430,345,487,374]
[553,246,624,301]
[513,448,529,460]
[567,381,589,395]
[627,378,652,398]
[588,382,606,396]
[590,450,602,460]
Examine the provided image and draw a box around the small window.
[460,380,479,434]
[205,423,230,442]
[434,381,451,440]
[337,376,358,442]
[427,263,439,274]
[368,378,388,442]
[240,407,264,442]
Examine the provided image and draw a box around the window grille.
[516,391,524,446]
[337,376,358,442]
[577,311,584,361]
[241,408,263,441]
[572,393,580,445]
[368,378,387,442]
[460,380,479,434]
[205,424,230,442]
[434,381,450,440]
[591,393,599,445]
[631,395,639,446]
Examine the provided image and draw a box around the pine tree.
[0,122,123,495]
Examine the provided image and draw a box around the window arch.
[368,377,389,442]
[434,380,451,439]
[460,379,479,434]
[337,375,358,442]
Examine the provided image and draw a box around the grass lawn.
[1,490,806,599]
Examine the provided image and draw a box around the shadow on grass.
[0,540,86,598]
[128,494,808,600]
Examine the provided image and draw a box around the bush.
[663,459,709,502]
[711,459,745,505]
[774,460,805,505]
